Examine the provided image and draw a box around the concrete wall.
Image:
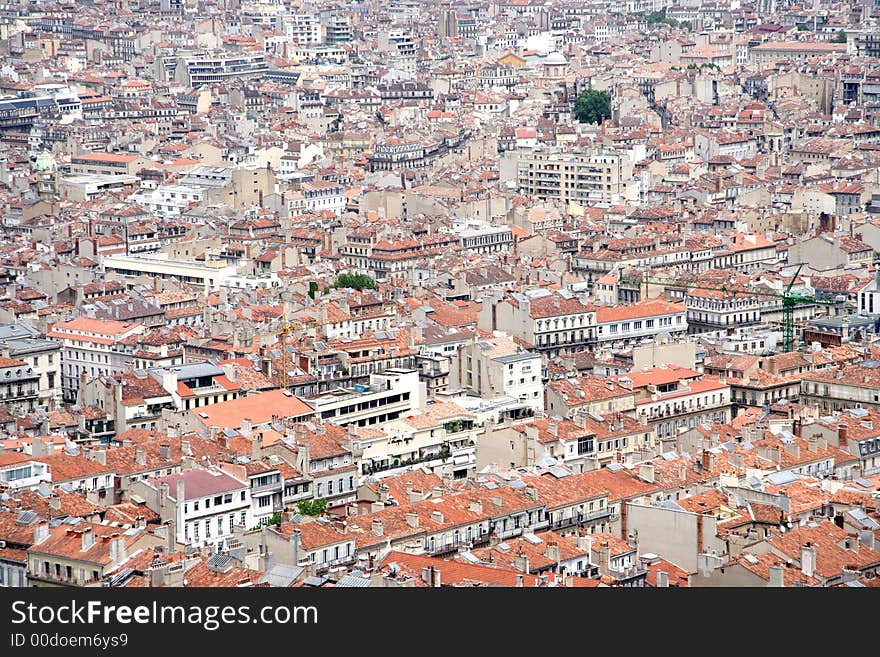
[632,342,697,372]
[477,423,530,470]
[625,503,724,573]
[689,562,766,587]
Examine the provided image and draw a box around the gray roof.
[334,571,372,588]
[149,361,224,380]
[493,352,539,364]
[302,575,328,587]
[0,322,39,341]
[766,471,799,486]
[1,336,60,355]
[259,564,304,588]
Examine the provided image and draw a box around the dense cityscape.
[0,0,878,589]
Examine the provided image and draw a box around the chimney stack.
[81,527,95,552]
[768,565,784,587]
[800,542,816,579]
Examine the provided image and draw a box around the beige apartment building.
[515,148,634,204]
[70,153,150,176]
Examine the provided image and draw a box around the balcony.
[314,555,356,573]
[251,480,282,495]
[550,508,612,530]
[428,533,490,556]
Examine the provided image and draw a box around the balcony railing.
[251,481,282,495]
[314,555,356,573]
[550,508,612,530]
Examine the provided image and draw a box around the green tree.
[296,498,328,516]
[573,88,611,125]
[308,281,319,299]
[797,23,809,31]
[267,512,282,526]
[832,30,847,44]
[332,273,378,291]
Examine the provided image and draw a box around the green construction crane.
[619,263,842,353]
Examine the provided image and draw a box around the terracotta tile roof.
[192,389,313,429]
[37,453,115,484]
[766,520,880,580]
[380,550,584,587]
[153,468,247,501]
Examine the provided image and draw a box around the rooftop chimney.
[639,463,655,483]
[371,519,384,537]
[33,523,50,545]
[768,565,784,587]
[800,542,816,579]
[135,448,146,467]
[656,570,669,588]
[81,528,95,552]
[159,444,171,461]
[405,512,419,528]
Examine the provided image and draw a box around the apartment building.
[545,375,636,419]
[182,52,269,85]
[301,181,345,216]
[0,322,61,405]
[47,317,144,401]
[516,148,634,204]
[77,371,176,434]
[515,414,653,471]
[306,370,425,428]
[132,468,252,550]
[26,521,147,587]
[595,299,688,349]
[749,41,846,66]
[685,288,766,334]
[479,290,597,357]
[100,253,239,292]
[350,401,479,479]
[0,356,40,413]
[449,333,544,416]
[619,368,732,443]
[190,389,315,434]
[69,152,149,177]
[0,453,50,491]
[800,362,880,413]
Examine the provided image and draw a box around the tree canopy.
[573,88,611,125]
[296,498,327,516]
[332,273,378,291]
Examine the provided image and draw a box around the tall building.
[516,148,633,204]
[438,9,458,38]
